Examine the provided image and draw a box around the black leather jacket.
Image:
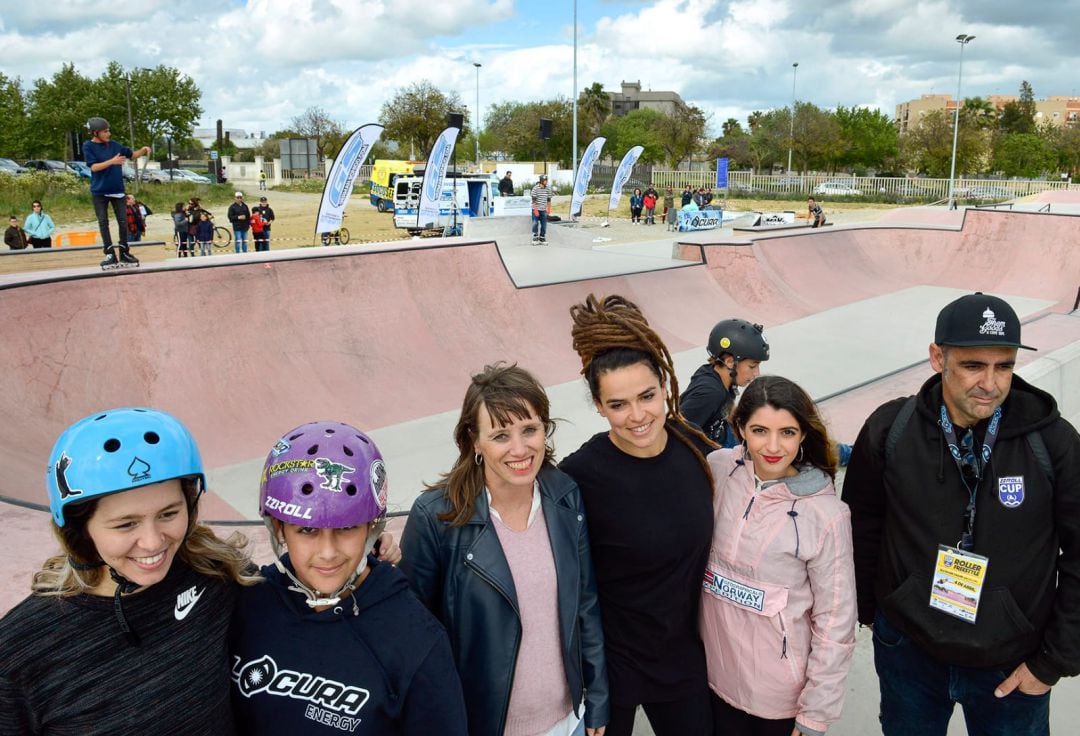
[400,464,609,736]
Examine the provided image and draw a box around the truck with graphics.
[369,159,422,213]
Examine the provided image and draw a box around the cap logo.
[979,307,1006,337]
[270,439,290,457]
[314,458,354,492]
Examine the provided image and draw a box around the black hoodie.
[230,557,467,735]
[843,374,1080,684]
[680,363,736,445]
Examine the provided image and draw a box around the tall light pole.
[947,34,975,210]
[787,62,798,173]
[572,0,578,180]
[473,62,482,168]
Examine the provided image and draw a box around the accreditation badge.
[928,545,989,624]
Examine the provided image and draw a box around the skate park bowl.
[2,199,1079,733]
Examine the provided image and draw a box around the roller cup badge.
[998,476,1025,508]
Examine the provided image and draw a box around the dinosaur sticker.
[315,458,355,492]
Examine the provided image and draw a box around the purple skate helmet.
[259,421,388,607]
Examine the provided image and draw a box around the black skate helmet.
[707,319,770,363]
[87,117,110,134]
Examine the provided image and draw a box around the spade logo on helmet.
[314,458,354,492]
[54,453,83,500]
[370,459,387,510]
[235,654,277,697]
[127,457,152,483]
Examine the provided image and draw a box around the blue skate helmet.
[46,407,205,527]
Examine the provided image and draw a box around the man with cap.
[253,196,276,248]
[83,116,152,268]
[530,174,552,245]
[843,292,1080,736]
[227,191,251,254]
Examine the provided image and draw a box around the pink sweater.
[492,505,573,735]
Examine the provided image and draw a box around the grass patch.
[0,172,237,226]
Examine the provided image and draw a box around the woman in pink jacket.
[700,375,855,736]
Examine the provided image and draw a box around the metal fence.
[645,170,1073,201]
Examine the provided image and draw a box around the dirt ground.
[0,191,898,275]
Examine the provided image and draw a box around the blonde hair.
[31,478,261,597]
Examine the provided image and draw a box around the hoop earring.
[474,453,483,466]
[797,445,804,463]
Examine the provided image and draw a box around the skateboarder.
[83,116,151,269]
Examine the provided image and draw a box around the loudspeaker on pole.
[539,118,552,140]
[447,112,464,130]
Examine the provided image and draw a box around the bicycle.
[320,227,350,246]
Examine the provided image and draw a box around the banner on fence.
[418,126,460,229]
[315,123,383,234]
[571,136,606,217]
[716,158,729,189]
[609,145,644,210]
[678,209,722,231]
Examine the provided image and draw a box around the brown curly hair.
[568,293,716,486]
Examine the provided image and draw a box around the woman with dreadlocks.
[560,294,715,736]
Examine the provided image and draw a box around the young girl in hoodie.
[229,422,467,735]
[700,376,856,736]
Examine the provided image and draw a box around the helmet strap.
[265,516,387,610]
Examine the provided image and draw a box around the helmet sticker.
[262,458,315,483]
[370,459,387,510]
[54,452,83,500]
[314,458,355,492]
[127,457,152,483]
[720,337,731,349]
[270,439,290,457]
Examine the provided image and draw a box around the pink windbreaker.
[701,447,856,734]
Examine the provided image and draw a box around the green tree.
[962,96,997,129]
[992,132,1056,177]
[577,82,611,141]
[1050,123,1080,177]
[791,102,843,172]
[0,73,30,157]
[600,108,667,164]
[485,98,574,165]
[290,106,345,159]
[900,109,986,177]
[722,118,744,137]
[998,81,1036,135]
[26,63,96,159]
[834,106,898,171]
[378,81,467,158]
[655,102,707,168]
[93,63,202,153]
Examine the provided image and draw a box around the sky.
[2,0,1079,141]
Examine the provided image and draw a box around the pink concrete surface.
[1034,189,1080,204]
[1,206,1077,616]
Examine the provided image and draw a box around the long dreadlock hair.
[569,293,717,489]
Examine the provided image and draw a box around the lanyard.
[939,404,1002,551]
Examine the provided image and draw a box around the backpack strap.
[884,396,918,463]
[1025,431,1055,485]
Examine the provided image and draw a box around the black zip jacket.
[680,363,735,446]
[399,464,609,736]
[843,374,1080,684]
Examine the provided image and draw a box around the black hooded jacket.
[843,374,1080,684]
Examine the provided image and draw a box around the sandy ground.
[0,192,899,275]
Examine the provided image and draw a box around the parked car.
[173,168,213,183]
[0,157,27,175]
[23,159,78,176]
[770,176,805,189]
[879,180,932,198]
[727,181,761,195]
[965,185,1011,201]
[814,181,862,196]
[66,161,92,179]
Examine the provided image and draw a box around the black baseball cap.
[934,292,1036,350]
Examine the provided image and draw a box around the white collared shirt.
[486,480,541,528]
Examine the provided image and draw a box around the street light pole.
[124,72,139,194]
[572,0,578,180]
[787,62,798,173]
[473,62,482,169]
[947,34,975,210]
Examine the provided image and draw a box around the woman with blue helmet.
[0,407,259,735]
